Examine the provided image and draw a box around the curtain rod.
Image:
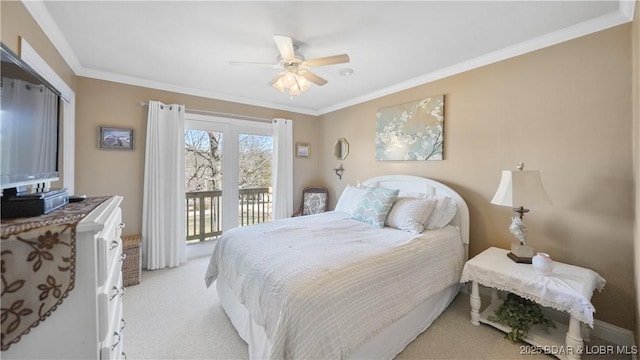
[138,102,272,123]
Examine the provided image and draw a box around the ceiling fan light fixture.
[272,71,312,96]
[257,35,350,97]
[297,74,312,91]
[282,72,297,88]
[272,77,285,93]
[289,84,301,96]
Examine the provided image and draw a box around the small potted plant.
[488,293,556,342]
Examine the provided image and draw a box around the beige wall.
[319,25,635,331]
[75,78,321,237]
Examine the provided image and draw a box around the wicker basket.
[121,235,141,286]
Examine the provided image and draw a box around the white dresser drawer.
[97,207,123,286]
[98,244,124,341]
[100,299,124,360]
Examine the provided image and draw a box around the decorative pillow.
[352,187,399,228]
[385,197,438,233]
[334,184,366,214]
[302,192,327,215]
[424,196,458,230]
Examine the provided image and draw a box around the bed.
[205,175,470,359]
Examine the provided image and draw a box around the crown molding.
[77,67,319,116]
[23,0,635,117]
[21,0,82,73]
[319,2,636,115]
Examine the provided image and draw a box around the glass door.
[184,120,228,244]
[238,133,273,226]
[185,114,272,244]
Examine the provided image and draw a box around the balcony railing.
[186,187,272,244]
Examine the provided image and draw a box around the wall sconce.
[333,163,344,179]
[333,138,348,180]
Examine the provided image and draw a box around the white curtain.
[142,101,186,270]
[271,118,293,219]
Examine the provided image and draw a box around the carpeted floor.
[122,256,627,359]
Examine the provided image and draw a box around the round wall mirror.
[333,138,349,160]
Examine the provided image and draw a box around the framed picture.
[375,95,444,161]
[296,143,310,158]
[99,126,134,150]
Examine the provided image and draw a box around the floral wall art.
[375,95,444,161]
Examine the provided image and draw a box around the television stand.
[1,188,69,219]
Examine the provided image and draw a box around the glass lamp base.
[508,243,533,264]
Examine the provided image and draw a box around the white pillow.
[424,196,458,230]
[398,191,432,199]
[334,185,366,214]
[385,197,438,233]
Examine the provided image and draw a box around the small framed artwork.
[99,126,134,150]
[296,143,310,158]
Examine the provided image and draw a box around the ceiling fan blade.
[229,61,278,68]
[300,70,328,86]
[305,54,350,67]
[273,35,295,60]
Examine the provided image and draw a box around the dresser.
[2,196,126,359]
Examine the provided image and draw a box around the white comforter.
[205,211,464,359]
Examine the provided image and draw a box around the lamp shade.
[490,170,552,207]
[271,71,312,96]
[272,77,285,93]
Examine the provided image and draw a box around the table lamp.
[491,162,552,263]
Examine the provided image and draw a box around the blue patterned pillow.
[352,187,400,228]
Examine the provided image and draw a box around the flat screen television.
[1,43,62,193]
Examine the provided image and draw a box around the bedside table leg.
[581,323,591,342]
[470,281,481,325]
[565,316,584,360]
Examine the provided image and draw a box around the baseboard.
[460,283,637,350]
[592,319,636,347]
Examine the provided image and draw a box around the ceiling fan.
[230,35,350,96]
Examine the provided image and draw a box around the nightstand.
[460,247,606,360]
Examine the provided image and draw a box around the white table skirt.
[460,247,605,327]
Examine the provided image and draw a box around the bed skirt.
[216,279,461,359]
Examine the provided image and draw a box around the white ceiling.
[23,1,634,116]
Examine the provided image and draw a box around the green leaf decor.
[488,293,556,342]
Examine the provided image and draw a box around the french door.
[185,113,272,244]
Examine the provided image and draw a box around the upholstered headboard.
[362,175,470,258]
